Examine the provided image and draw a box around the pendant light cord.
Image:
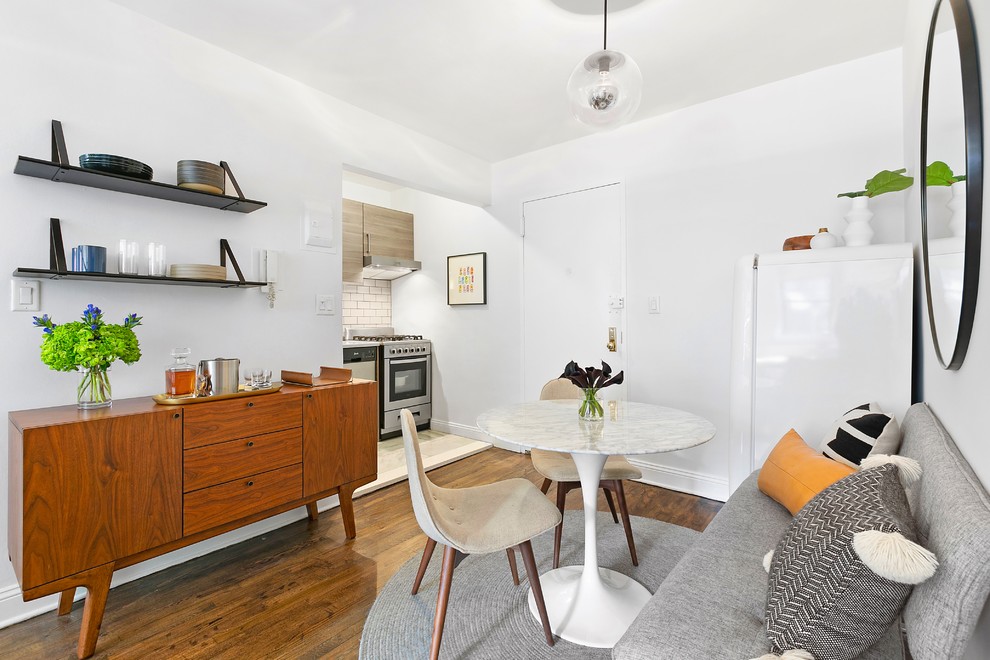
[603,0,608,50]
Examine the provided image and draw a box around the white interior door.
[522,184,625,401]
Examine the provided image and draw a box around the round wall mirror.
[920,0,983,370]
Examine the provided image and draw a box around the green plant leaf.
[926,161,959,186]
[865,169,914,197]
[837,190,867,198]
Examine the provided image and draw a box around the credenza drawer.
[182,394,302,449]
[183,463,303,535]
[183,428,302,493]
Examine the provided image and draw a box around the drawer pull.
[307,394,313,399]
[247,481,254,487]
[247,402,254,408]
[172,413,181,419]
[247,441,255,447]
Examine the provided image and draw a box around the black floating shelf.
[13,268,267,289]
[14,156,267,214]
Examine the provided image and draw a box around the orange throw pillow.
[758,429,855,515]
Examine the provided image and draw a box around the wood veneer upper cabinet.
[362,203,414,260]
[302,380,377,496]
[341,198,415,284]
[8,405,182,591]
[342,198,365,284]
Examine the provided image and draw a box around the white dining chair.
[402,409,560,659]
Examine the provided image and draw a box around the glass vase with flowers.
[560,360,624,420]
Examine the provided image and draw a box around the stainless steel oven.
[381,339,431,438]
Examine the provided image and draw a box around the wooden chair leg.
[430,545,457,660]
[615,480,638,566]
[518,540,555,646]
[553,481,568,569]
[602,483,620,523]
[539,477,552,495]
[58,588,76,615]
[506,548,520,585]
[412,538,438,595]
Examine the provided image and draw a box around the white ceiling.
[110,0,908,163]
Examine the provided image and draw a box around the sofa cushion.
[758,429,855,515]
[765,461,935,660]
[898,404,990,660]
[820,403,901,468]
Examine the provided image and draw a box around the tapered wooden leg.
[58,588,76,615]
[338,483,358,539]
[77,564,113,659]
[412,538,438,595]
[305,502,319,521]
[518,540,554,646]
[539,478,552,495]
[430,545,457,660]
[506,548,519,585]
[602,484,619,523]
[615,480,638,566]
[553,481,568,569]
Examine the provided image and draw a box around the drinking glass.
[118,239,139,275]
[148,242,166,277]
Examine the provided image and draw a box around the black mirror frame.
[920,0,984,370]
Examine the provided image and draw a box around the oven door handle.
[388,356,429,365]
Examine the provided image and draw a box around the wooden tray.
[280,366,352,387]
[153,383,282,405]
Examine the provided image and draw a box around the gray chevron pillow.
[763,459,937,660]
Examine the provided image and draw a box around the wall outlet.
[316,294,335,315]
[304,205,334,249]
[648,296,660,314]
[11,280,40,311]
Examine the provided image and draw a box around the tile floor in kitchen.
[354,428,492,498]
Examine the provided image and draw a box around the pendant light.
[566,0,643,128]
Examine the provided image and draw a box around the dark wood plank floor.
[0,448,722,659]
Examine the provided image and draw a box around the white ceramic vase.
[842,196,874,247]
[810,227,839,249]
[947,180,966,238]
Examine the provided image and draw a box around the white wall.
[904,0,990,655]
[0,0,488,627]
[395,49,906,499]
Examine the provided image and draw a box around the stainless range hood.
[362,255,421,280]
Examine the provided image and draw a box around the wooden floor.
[0,448,722,659]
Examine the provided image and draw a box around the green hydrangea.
[34,305,142,372]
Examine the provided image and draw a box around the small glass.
[118,239,139,275]
[250,368,272,389]
[148,242,167,277]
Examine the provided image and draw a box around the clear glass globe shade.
[566,49,643,128]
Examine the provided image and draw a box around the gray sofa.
[613,403,990,660]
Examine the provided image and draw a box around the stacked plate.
[177,160,225,195]
[168,264,227,280]
[79,154,153,180]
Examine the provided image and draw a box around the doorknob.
[606,326,617,352]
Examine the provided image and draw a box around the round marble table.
[477,399,715,648]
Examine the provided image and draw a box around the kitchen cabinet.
[342,198,414,283]
[7,379,377,659]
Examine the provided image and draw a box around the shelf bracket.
[219,239,246,283]
[219,161,245,200]
[50,120,69,166]
[49,218,68,272]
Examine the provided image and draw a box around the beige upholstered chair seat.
[428,478,562,555]
[531,448,643,482]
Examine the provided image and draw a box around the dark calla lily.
[559,360,625,418]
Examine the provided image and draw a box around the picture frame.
[447,252,487,305]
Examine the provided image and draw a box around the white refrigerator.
[727,243,914,493]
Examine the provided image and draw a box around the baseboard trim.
[628,459,729,502]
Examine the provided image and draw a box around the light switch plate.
[648,296,660,314]
[11,280,40,311]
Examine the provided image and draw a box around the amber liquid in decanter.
[166,348,196,396]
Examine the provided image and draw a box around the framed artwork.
[447,252,487,305]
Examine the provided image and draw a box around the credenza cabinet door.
[14,409,182,590]
[302,381,377,497]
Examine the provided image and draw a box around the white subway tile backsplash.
[343,278,391,328]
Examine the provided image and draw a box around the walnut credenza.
[7,379,377,658]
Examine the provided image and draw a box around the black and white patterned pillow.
[764,460,937,660]
[820,403,901,468]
